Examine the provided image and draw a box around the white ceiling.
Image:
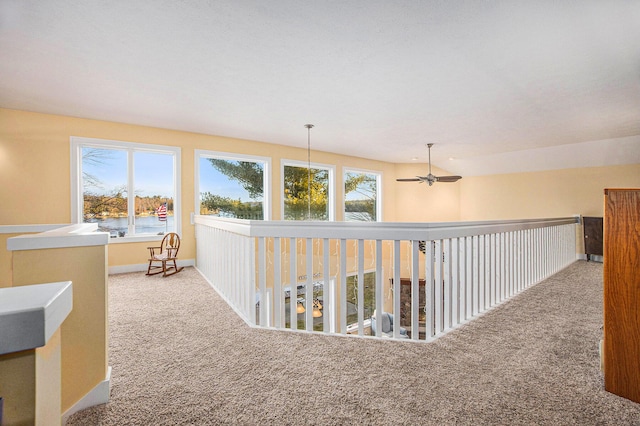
[1,0,639,176]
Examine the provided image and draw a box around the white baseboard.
[599,339,604,372]
[576,253,603,263]
[109,259,195,275]
[62,366,112,424]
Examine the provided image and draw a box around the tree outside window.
[75,140,179,238]
[198,154,267,220]
[344,170,379,222]
[283,164,330,220]
[82,147,128,224]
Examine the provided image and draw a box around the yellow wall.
[0,108,399,270]
[0,350,37,425]
[0,329,62,426]
[0,234,15,288]
[2,107,639,271]
[12,245,108,414]
[35,329,63,426]
[393,162,461,222]
[458,164,640,221]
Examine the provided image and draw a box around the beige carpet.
[67,261,640,425]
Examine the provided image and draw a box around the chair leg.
[146,260,165,276]
[146,260,159,276]
[162,259,184,277]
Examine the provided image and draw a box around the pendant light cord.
[305,124,314,220]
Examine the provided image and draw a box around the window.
[195,151,270,220]
[344,169,381,221]
[71,137,181,240]
[346,271,376,326]
[281,160,335,220]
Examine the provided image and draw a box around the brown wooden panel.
[583,216,603,257]
[603,189,640,403]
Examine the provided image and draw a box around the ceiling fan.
[396,143,462,186]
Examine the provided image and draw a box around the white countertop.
[0,281,73,355]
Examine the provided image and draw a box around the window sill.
[107,234,166,244]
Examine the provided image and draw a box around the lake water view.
[87,213,372,238]
[85,215,175,237]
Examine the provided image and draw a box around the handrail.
[194,215,580,239]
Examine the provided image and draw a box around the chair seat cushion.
[153,252,169,260]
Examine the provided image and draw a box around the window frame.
[194,150,271,220]
[345,269,378,328]
[343,167,383,222]
[280,159,336,221]
[70,136,181,243]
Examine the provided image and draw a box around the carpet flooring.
[66,261,640,425]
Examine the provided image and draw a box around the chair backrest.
[161,233,181,257]
[380,312,392,333]
[371,311,393,334]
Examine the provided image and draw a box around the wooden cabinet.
[603,189,640,403]
[583,216,603,260]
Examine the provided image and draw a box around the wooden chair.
[146,233,184,277]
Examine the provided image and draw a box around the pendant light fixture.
[305,124,323,318]
[312,298,323,318]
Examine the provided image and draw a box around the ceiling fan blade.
[435,175,462,183]
[400,145,462,187]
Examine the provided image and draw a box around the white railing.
[195,216,579,342]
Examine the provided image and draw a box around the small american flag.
[156,203,167,221]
